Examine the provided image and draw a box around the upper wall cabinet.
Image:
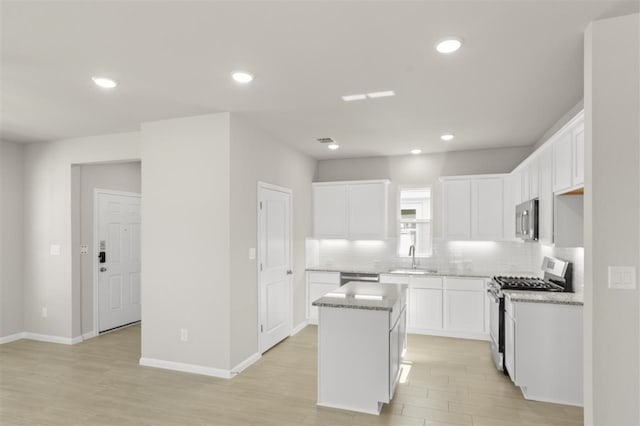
[441,175,506,241]
[553,112,585,194]
[313,180,389,239]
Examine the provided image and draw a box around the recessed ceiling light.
[327,143,340,150]
[411,149,422,155]
[342,94,367,102]
[435,37,463,54]
[231,71,254,83]
[91,76,117,89]
[367,90,395,98]
[441,133,455,141]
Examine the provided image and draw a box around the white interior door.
[97,191,141,332]
[259,183,292,353]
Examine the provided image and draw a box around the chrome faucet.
[408,244,416,269]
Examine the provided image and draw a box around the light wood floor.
[0,325,583,425]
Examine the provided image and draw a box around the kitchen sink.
[388,268,438,275]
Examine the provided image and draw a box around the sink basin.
[388,269,438,275]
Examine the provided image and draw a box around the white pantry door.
[97,191,141,332]
[258,183,292,353]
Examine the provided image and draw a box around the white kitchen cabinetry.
[441,179,471,240]
[408,276,443,332]
[443,277,486,336]
[307,271,340,324]
[380,273,488,340]
[441,175,505,241]
[553,112,585,194]
[316,284,406,414]
[537,147,554,244]
[505,296,583,406]
[313,180,389,240]
[313,184,348,238]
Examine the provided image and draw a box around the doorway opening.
[71,161,141,341]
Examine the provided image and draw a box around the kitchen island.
[312,281,407,415]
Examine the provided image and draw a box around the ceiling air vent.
[316,137,336,144]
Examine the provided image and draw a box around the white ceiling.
[1,1,638,159]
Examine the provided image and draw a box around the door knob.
[100,267,107,272]
[286,270,293,275]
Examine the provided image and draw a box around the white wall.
[0,141,25,339]
[584,13,639,426]
[71,162,141,336]
[140,113,232,370]
[317,147,531,238]
[23,133,140,340]
[229,115,316,366]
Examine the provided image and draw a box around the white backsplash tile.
[307,237,584,293]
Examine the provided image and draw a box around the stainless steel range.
[487,256,573,373]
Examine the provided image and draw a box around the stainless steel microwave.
[516,199,538,241]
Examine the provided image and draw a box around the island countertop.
[312,281,406,312]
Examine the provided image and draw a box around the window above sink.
[398,187,432,258]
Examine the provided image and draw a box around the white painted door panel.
[409,288,442,330]
[98,192,141,332]
[313,185,347,238]
[443,290,485,333]
[442,180,471,239]
[259,186,292,353]
[471,178,503,240]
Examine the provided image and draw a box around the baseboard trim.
[407,328,491,341]
[82,331,98,340]
[0,332,26,344]
[230,352,261,376]
[291,320,308,336]
[24,332,76,345]
[139,357,232,379]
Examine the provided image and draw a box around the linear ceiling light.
[342,94,367,102]
[367,90,395,98]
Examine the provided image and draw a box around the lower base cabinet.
[307,272,340,325]
[505,296,583,406]
[380,274,488,340]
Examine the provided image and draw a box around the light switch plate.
[608,266,636,290]
[50,244,61,256]
[80,245,89,254]
[249,248,256,260]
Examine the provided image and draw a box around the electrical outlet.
[42,307,48,318]
[180,328,188,342]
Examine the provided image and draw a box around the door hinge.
[260,324,263,332]
[259,201,262,210]
[260,263,263,271]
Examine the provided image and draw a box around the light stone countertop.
[312,281,406,311]
[306,266,498,279]
[503,290,584,306]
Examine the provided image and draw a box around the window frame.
[397,185,433,258]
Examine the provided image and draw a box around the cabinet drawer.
[380,274,410,285]
[410,276,443,289]
[308,271,340,285]
[444,277,485,291]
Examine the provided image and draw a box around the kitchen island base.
[315,283,406,415]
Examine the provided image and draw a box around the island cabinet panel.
[315,282,406,415]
